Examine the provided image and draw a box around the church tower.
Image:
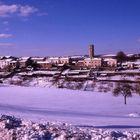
[89,44,94,59]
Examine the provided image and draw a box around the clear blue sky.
[0,0,140,56]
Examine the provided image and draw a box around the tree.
[25,59,34,67]
[113,82,134,105]
[116,51,127,64]
[25,59,40,70]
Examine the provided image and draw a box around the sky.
[0,0,140,56]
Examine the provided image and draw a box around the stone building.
[76,58,102,69]
[89,44,94,59]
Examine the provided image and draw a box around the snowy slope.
[0,86,140,129]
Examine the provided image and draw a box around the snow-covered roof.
[31,57,45,60]
[10,60,17,63]
[5,56,12,58]
[4,59,13,62]
[70,55,85,58]
[37,61,51,64]
[19,59,27,63]
[84,58,102,61]
[101,54,116,57]
[104,58,117,61]
[49,57,60,60]
[20,57,30,60]
[60,57,69,60]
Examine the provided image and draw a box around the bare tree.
[113,82,134,105]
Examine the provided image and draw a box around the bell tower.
[89,44,94,59]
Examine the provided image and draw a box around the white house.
[76,58,102,68]
[48,57,60,64]
[0,59,13,69]
[60,57,69,64]
[122,61,140,69]
[48,57,69,64]
[104,58,117,67]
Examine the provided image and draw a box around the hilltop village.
[0,45,140,86]
[0,44,117,71]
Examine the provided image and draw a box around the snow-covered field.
[0,86,140,131]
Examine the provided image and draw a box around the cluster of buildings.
[76,45,117,68]
[0,45,139,72]
[0,56,70,71]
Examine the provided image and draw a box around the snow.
[19,57,30,60]
[0,86,140,130]
[37,60,51,64]
[17,70,61,76]
[97,75,136,81]
[0,115,139,140]
[128,113,140,118]
[101,54,116,57]
[61,69,70,75]
[84,57,102,60]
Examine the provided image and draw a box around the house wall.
[76,58,102,68]
[84,58,102,68]
[48,57,69,64]
[37,62,52,69]
[0,60,11,69]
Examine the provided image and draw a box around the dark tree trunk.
[124,96,127,105]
